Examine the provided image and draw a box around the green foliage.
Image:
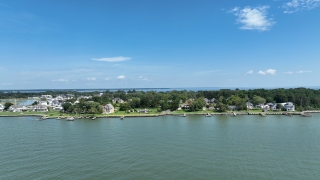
[190,98,205,111]
[32,101,38,105]
[227,95,246,111]
[216,102,228,112]
[276,103,282,110]
[62,103,72,113]
[253,95,266,105]
[2,87,320,114]
[119,103,131,111]
[4,102,13,111]
[129,98,140,109]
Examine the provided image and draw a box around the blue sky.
[0,0,320,89]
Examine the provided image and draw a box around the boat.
[259,113,266,117]
[180,113,186,117]
[283,112,292,116]
[231,112,237,116]
[301,112,312,117]
[92,117,96,120]
[205,113,211,117]
[56,117,61,120]
[66,117,74,121]
[120,116,124,120]
[40,116,48,120]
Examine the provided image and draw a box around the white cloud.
[283,71,294,74]
[52,79,68,82]
[283,0,320,13]
[91,56,131,62]
[297,70,312,73]
[258,70,266,75]
[258,69,276,75]
[246,70,253,74]
[230,6,275,31]
[104,78,110,81]
[139,76,151,81]
[117,75,125,79]
[1,83,13,85]
[86,77,96,81]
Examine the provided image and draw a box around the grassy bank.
[0,109,310,119]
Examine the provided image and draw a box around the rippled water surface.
[1,115,320,179]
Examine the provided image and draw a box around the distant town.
[0,88,319,117]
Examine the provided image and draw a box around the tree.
[119,103,131,111]
[253,95,266,105]
[4,102,13,111]
[84,102,102,116]
[32,101,38,105]
[190,98,205,111]
[62,103,73,113]
[276,103,282,110]
[169,100,180,111]
[129,98,140,109]
[216,102,228,112]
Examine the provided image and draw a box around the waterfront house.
[246,102,253,110]
[48,100,60,107]
[283,102,295,111]
[180,104,190,110]
[256,104,266,109]
[269,103,277,111]
[228,105,238,111]
[137,109,150,113]
[38,101,48,106]
[103,104,115,114]
[53,106,63,111]
[27,105,34,110]
[33,105,48,112]
[8,105,27,112]
[0,104,4,111]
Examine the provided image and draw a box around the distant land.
[1,86,320,93]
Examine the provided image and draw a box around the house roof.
[106,104,114,109]
[10,105,25,108]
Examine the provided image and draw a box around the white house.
[137,109,150,113]
[9,105,27,112]
[246,102,253,110]
[112,98,124,104]
[283,102,295,111]
[53,106,63,111]
[41,95,52,99]
[103,104,115,114]
[33,105,48,112]
[48,100,60,107]
[270,103,277,111]
[38,101,48,106]
[0,104,4,111]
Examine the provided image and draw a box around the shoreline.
[1,111,319,119]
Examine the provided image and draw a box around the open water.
[1,115,320,179]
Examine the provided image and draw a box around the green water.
[1,115,320,179]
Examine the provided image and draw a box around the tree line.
[2,88,320,112]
